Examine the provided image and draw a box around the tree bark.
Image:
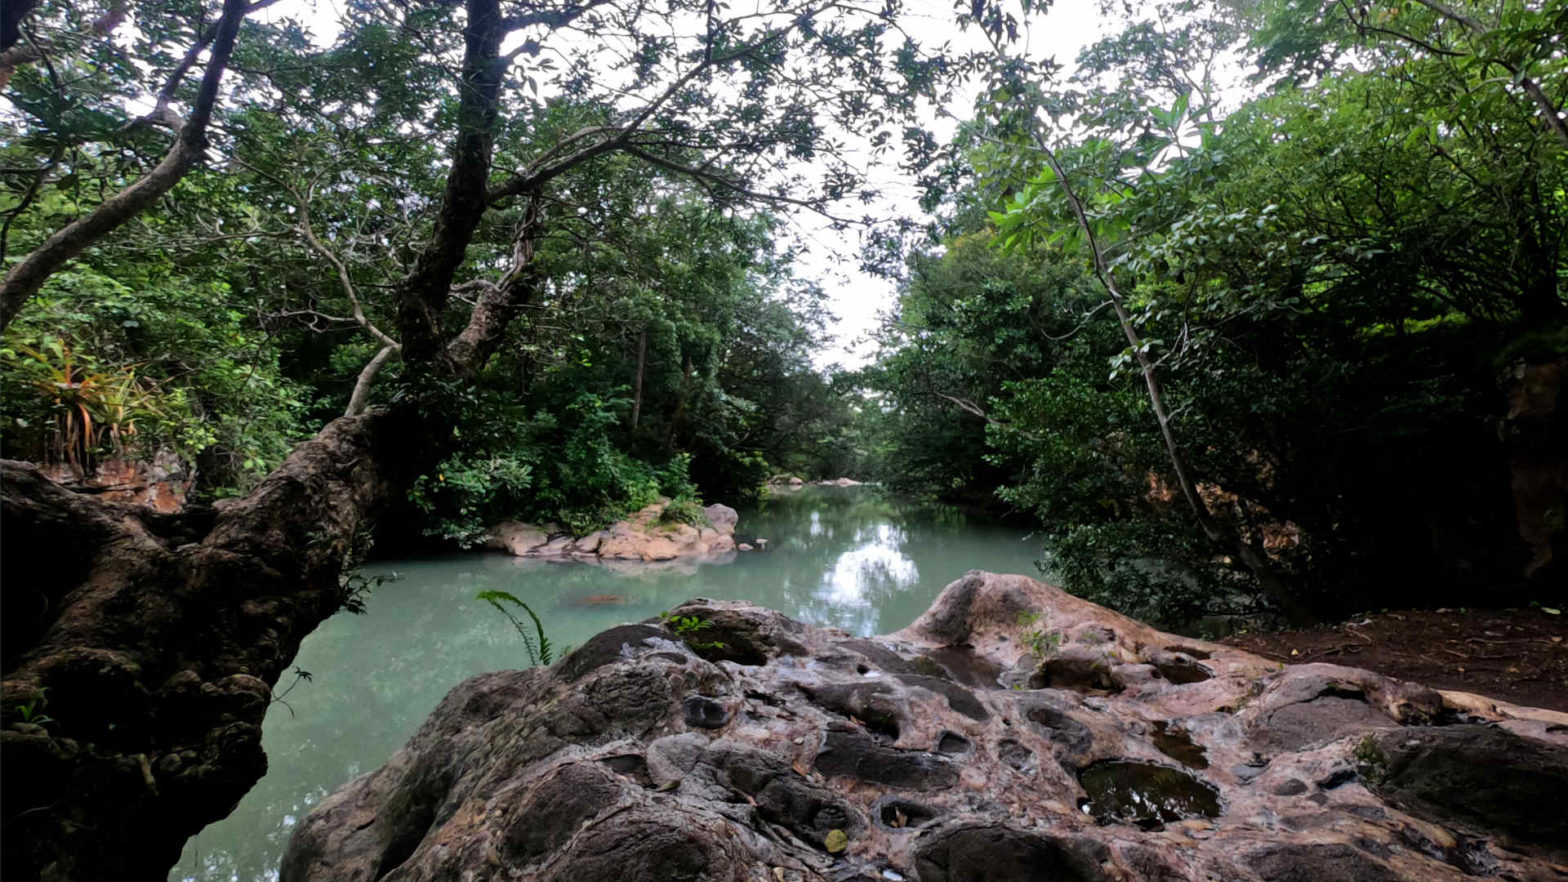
[666,353,694,452]
[1,407,432,880]
[631,327,647,430]
[394,0,505,364]
[0,0,250,332]
[0,3,515,876]
[345,344,399,416]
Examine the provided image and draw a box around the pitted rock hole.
[922,645,1005,689]
[1077,761,1221,826]
[1150,657,1213,685]
[814,726,958,791]
[998,739,1036,773]
[1028,651,1125,694]
[936,731,972,755]
[876,797,940,831]
[682,695,729,729]
[1150,721,1208,769]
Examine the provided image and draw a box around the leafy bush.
[412,391,702,542]
[658,496,710,528]
[0,268,310,495]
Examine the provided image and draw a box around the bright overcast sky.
[262,0,1114,370]
[785,0,1112,369]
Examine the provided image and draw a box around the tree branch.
[1033,130,1314,624]
[0,0,251,332]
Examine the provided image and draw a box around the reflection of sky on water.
[806,524,918,634]
[821,525,916,604]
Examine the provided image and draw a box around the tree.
[871,0,1563,624]
[0,0,258,329]
[0,0,986,876]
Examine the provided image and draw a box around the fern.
[477,590,555,666]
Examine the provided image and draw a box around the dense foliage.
[868,0,1566,624]
[2,1,893,533]
[2,0,1562,621]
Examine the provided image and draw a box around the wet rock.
[1077,761,1221,825]
[1145,650,1214,685]
[283,572,1567,882]
[1364,725,1568,858]
[1150,721,1208,769]
[486,497,743,563]
[1253,695,1398,753]
[913,826,1110,882]
[892,674,988,721]
[1019,695,1096,764]
[682,694,730,729]
[814,726,958,791]
[803,681,905,739]
[997,739,1036,773]
[935,731,972,755]
[556,623,675,682]
[874,796,941,831]
[1245,843,1401,882]
[1028,647,1125,694]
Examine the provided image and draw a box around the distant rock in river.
[483,498,751,562]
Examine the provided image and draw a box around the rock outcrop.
[41,448,193,513]
[282,572,1568,882]
[485,499,746,562]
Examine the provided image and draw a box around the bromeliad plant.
[10,339,161,475]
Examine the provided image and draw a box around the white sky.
[785,0,1111,369]
[262,0,1115,370]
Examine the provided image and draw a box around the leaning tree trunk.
[0,406,431,880]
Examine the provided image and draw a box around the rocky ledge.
[281,572,1568,882]
[485,499,755,562]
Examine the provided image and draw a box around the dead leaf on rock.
[825,829,848,853]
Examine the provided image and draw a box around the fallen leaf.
[1543,607,1561,616]
[1290,648,1299,656]
[825,829,849,854]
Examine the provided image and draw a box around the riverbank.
[171,485,1042,880]
[1225,606,1568,712]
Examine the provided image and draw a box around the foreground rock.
[282,572,1568,882]
[485,499,746,562]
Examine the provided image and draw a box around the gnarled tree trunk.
[1,406,432,879]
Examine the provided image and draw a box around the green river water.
[170,487,1044,881]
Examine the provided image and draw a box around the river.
[170,486,1044,881]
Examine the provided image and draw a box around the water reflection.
[170,487,1042,881]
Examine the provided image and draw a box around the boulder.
[483,498,743,564]
[42,448,194,513]
[283,572,1568,882]
[703,503,739,535]
[482,522,549,555]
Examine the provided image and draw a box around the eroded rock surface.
[283,572,1568,882]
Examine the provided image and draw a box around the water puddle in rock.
[1078,760,1220,827]
[1151,722,1209,769]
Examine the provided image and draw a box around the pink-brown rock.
[484,498,740,564]
[282,572,1567,882]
